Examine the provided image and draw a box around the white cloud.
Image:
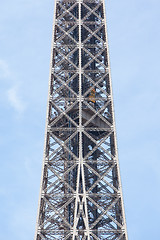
[0,59,27,116]
[7,86,26,113]
[0,59,10,79]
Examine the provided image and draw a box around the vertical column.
[34,0,128,239]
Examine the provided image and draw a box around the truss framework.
[34,0,128,239]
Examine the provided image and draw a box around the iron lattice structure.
[35,0,128,239]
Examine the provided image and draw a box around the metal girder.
[34,0,128,239]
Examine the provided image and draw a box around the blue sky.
[0,0,160,239]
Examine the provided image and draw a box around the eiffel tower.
[34,0,128,239]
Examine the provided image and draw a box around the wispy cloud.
[0,59,10,79]
[7,86,26,113]
[0,59,27,117]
